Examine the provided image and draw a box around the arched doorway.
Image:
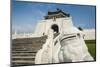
[51,24,59,33]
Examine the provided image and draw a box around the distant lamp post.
[78,27,83,31]
[78,27,85,39]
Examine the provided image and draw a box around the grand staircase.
[11,36,47,66]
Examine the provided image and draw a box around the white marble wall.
[12,29,95,40]
[34,17,73,36]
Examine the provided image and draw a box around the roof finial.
[57,8,61,11]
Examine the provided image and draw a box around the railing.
[35,29,54,64]
[52,33,62,63]
[35,30,62,64]
[34,29,95,64]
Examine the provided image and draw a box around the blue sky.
[12,1,96,33]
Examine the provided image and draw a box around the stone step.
[13,44,43,46]
[12,57,35,61]
[12,49,39,52]
[12,55,35,57]
[11,36,47,66]
[12,51,37,53]
[12,60,35,63]
[12,36,47,44]
[12,52,35,55]
[12,52,37,54]
[12,56,35,62]
[12,47,41,50]
[54,33,59,38]
[13,41,45,44]
[12,56,35,59]
[12,60,35,66]
[12,45,42,49]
